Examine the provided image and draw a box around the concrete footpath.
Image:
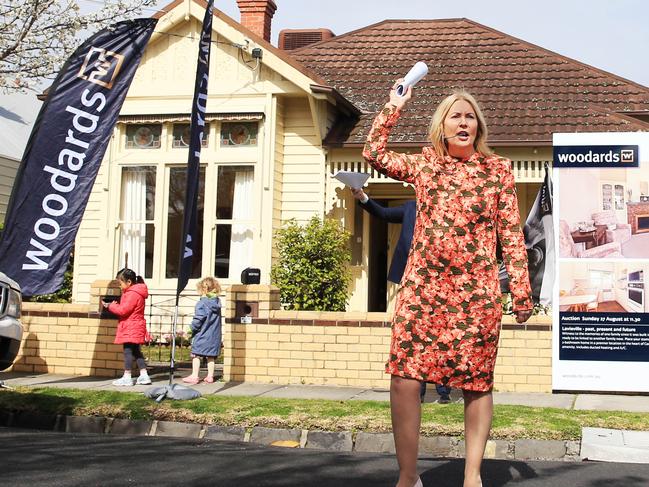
[2,370,649,463]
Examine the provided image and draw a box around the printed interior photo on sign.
[559,261,648,313]
[558,162,649,259]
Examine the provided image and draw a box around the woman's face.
[443,99,478,156]
[118,279,131,291]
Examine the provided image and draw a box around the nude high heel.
[395,476,422,487]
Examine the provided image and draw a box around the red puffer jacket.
[108,282,149,344]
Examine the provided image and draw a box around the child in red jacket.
[102,268,151,386]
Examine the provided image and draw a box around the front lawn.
[1,386,647,441]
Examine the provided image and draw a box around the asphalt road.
[1,427,649,486]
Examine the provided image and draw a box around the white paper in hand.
[333,171,370,189]
[396,62,428,97]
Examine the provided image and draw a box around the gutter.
[324,139,554,149]
[310,84,361,117]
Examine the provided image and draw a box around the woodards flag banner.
[0,18,157,296]
[176,0,214,299]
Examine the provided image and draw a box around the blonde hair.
[428,90,493,158]
[196,276,221,295]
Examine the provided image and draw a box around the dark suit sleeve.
[359,198,405,223]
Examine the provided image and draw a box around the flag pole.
[169,303,179,386]
[146,0,214,402]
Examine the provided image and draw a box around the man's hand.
[351,187,368,201]
[515,309,533,324]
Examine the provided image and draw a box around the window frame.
[112,119,262,289]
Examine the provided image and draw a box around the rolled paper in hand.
[395,61,429,97]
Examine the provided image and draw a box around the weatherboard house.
[65,0,649,314]
[10,0,649,391]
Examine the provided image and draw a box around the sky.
[75,0,649,87]
[207,0,649,88]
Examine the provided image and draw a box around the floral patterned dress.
[362,105,533,391]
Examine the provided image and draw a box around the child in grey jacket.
[183,277,222,384]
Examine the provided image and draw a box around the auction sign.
[553,131,649,392]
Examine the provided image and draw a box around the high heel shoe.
[395,476,422,487]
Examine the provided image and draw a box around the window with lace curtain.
[214,166,254,279]
[119,167,156,278]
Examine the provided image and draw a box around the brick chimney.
[236,0,277,42]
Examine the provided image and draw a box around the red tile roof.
[290,19,649,146]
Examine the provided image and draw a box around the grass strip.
[1,386,648,441]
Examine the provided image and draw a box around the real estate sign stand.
[552,132,649,392]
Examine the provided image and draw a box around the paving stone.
[263,385,363,401]
[418,436,454,457]
[493,392,574,409]
[484,440,511,459]
[574,395,649,413]
[213,383,284,397]
[108,418,152,436]
[249,427,301,445]
[270,440,300,447]
[566,440,581,457]
[581,427,649,463]
[155,421,202,438]
[456,440,465,458]
[65,416,106,434]
[305,430,353,451]
[204,425,246,442]
[11,412,58,431]
[354,432,395,453]
[515,439,566,460]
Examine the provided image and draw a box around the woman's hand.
[515,309,533,324]
[101,300,110,309]
[387,78,412,111]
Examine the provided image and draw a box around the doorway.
[367,200,388,312]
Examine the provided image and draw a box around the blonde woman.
[363,83,533,487]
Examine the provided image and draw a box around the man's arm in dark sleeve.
[360,198,405,224]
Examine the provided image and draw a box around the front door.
[367,200,388,312]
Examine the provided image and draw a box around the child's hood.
[127,282,149,300]
[201,295,221,312]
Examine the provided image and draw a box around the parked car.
[0,272,22,371]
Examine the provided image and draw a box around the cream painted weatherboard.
[72,2,330,314]
[71,1,548,315]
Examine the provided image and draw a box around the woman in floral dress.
[362,82,533,487]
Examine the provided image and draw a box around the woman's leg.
[462,390,493,487]
[391,375,422,487]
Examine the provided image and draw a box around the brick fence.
[10,282,553,390]
[223,285,553,392]
[11,280,124,377]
